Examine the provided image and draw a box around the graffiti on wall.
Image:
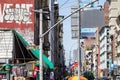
[0,4,33,24]
[0,0,34,30]
[0,0,34,45]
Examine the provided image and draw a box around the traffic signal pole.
[78,0,81,80]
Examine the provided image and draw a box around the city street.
[0,0,120,80]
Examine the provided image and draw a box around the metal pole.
[49,0,55,65]
[39,9,43,80]
[78,0,81,79]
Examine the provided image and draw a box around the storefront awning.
[13,30,54,69]
[0,64,6,74]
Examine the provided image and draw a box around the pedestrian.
[50,69,54,80]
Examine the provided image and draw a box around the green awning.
[0,64,7,74]
[13,30,54,69]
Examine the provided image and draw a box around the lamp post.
[39,9,43,80]
[77,0,81,80]
[33,9,49,80]
[33,0,98,80]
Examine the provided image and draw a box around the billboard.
[0,0,34,44]
[81,9,105,28]
[71,6,104,39]
[81,28,96,38]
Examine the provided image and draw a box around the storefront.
[0,64,10,80]
[12,30,54,80]
[11,62,38,80]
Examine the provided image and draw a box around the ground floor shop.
[0,30,54,80]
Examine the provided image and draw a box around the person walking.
[50,70,54,80]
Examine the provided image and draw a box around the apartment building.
[99,26,110,77]
[108,0,120,75]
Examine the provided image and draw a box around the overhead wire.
[39,0,76,10]
[59,0,70,8]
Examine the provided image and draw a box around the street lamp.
[77,0,81,79]
[33,9,49,80]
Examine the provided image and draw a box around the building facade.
[108,0,120,76]
[0,0,66,79]
[99,26,110,77]
[95,27,101,77]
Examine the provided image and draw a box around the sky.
[57,0,106,66]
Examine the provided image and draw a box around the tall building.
[99,26,110,77]
[108,0,120,76]
[49,1,66,79]
[95,27,101,77]
[93,1,110,78]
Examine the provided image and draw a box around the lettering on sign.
[4,8,30,22]
[0,4,33,24]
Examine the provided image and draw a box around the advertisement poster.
[81,28,96,38]
[0,0,34,44]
